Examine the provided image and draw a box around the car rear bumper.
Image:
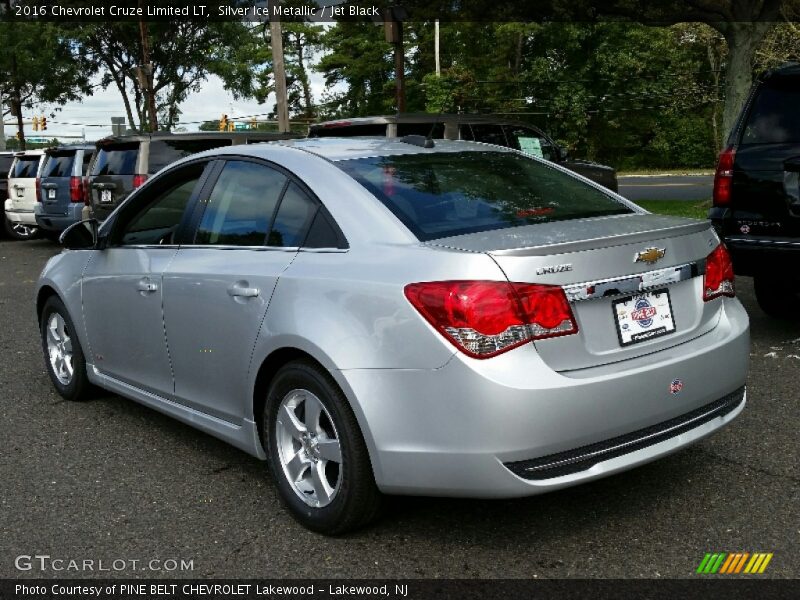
[724,236,800,277]
[337,297,749,497]
[34,203,84,232]
[4,200,37,225]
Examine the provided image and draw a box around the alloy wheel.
[46,312,74,385]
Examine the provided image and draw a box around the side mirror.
[60,218,98,250]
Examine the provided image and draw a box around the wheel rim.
[12,223,37,238]
[275,389,342,508]
[46,312,74,385]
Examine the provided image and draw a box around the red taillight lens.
[404,280,578,358]
[703,244,735,301]
[35,177,42,202]
[69,176,83,203]
[133,174,148,188]
[712,146,735,207]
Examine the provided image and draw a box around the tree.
[0,9,95,149]
[76,21,262,132]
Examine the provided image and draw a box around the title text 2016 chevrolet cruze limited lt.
[37,138,749,534]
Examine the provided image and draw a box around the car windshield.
[11,156,41,178]
[742,80,800,144]
[43,152,76,178]
[91,143,139,176]
[335,151,631,241]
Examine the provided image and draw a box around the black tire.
[4,216,39,240]
[754,275,800,320]
[263,360,382,535]
[40,296,96,401]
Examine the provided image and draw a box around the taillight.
[703,244,735,301]
[35,177,42,202]
[404,280,578,358]
[712,146,735,207]
[133,174,148,188]
[69,176,83,203]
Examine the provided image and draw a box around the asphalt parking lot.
[0,238,798,579]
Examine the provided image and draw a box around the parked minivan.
[309,114,619,191]
[85,131,301,221]
[35,145,94,239]
[4,150,44,240]
[708,62,800,317]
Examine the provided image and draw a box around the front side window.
[115,164,205,246]
[336,151,632,241]
[469,124,507,147]
[195,161,287,246]
[147,139,233,173]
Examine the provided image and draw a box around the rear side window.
[42,152,76,178]
[195,161,287,246]
[147,138,233,173]
[82,152,94,174]
[741,80,800,144]
[336,151,632,241]
[11,156,41,178]
[397,123,445,138]
[267,182,317,247]
[92,143,139,176]
[312,123,387,137]
[503,126,556,161]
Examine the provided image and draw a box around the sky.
[3,67,337,142]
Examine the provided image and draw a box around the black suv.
[86,131,300,221]
[709,63,800,317]
[309,114,618,192]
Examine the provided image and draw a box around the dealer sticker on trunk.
[613,289,676,346]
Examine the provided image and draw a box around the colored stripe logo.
[696,552,773,574]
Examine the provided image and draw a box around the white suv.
[5,150,44,240]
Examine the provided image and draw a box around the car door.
[162,159,318,422]
[81,161,211,397]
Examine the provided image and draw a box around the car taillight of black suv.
[708,62,800,318]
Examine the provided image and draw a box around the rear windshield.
[11,156,41,178]
[336,151,631,241]
[147,138,233,173]
[42,152,76,178]
[92,143,139,176]
[741,80,800,144]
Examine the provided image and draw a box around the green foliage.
[637,200,712,220]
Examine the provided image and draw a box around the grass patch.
[617,168,714,177]
[635,199,712,220]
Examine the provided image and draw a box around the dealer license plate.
[48,189,56,199]
[613,289,675,346]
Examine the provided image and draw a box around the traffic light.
[250,117,257,130]
[228,120,235,132]
[32,116,39,131]
[41,116,47,130]
[219,114,228,131]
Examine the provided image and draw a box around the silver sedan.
[36,138,749,534]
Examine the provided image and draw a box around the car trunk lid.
[427,214,723,372]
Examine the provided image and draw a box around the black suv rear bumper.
[724,236,800,276]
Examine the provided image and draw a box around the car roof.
[310,113,543,130]
[760,61,800,82]
[218,137,514,162]
[95,131,301,144]
[44,144,95,154]
[13,150,44,157]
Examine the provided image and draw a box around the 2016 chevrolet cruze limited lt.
[37,138,749,534]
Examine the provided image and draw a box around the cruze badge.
[634,247,666,265]
[536,263,573,275]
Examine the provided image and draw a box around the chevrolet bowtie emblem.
[634,247,666,264]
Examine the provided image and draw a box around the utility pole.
[269,1,290,133]
[138,0,158,132]
[435,19,440,76]
[0,93,5,151]
[384,6,407,113]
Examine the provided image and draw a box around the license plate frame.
[612,289,676,347]
[100,189,112,204]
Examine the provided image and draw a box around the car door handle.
[227,282,260,298]
[137,279,158,294]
